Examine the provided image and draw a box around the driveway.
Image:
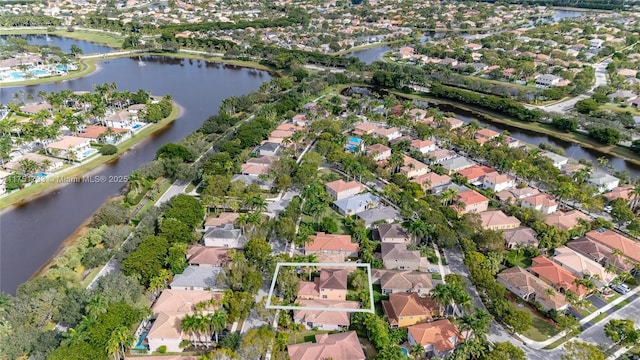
[588,294,608,309]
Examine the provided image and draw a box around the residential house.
[456,165,497,184]
[372,269,433,296]
[480,210,521,231]
[427,149,458,165]
[529,256,589,298]
[169,266,223,291]
[77,125,131,143]
[203,212,239,231]
[146,289,221,353]
[482,173,516,192]
[305,232,359,257]
[186,246,230,267]
[585,229,640,264]
[104,110,133,128]
[504,227,538,249]
[382,292,433,328]
[202,224,247,248]
[411,139,436,154]
[297,268,349,301]
[408,108,427,122]
[453,190,489,214]
[230,174,274,191]
[535,74,562,87]
[587,171,620,193]
[398,46,415,59]
[497,267,568,311]
[545,210,590,231]
[496,187,540,203]
[561,163,587,177]
[241,155,278,176]
[374,127,403,141]
[411,172,452,192]
[567,237,635,273]
[381,243,429,271]
[603,185,634,203]
[400,155,430,179]
[333,192,380,215]
[552,246,616,288]
[366,143,392,161]
[46,136,92,160]
[407,319,465,358]
[590,38,604,48]
[256,141,281,156]
[474,128,500,146]
[19,102,52,114]
[440,157,475,175]
[287,331,365,360]
[357,206,401,228]
[325,180,366,201]
[521,193,558,215]
[293,299,360,330]
[3,152,63,172]
[608,90,637,101]
[377,223,412,243]
[353,123,378,136]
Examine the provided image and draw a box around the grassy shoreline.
[0,28,124,48]
[0,101,182,210]
[391,90,640,166]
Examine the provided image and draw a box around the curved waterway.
[0,55,271,294]
[0,34,115,54]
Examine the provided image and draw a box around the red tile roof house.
[474,128,500,146]
[324,179,366,200]
[77,125,131,143]
[585,229,640,264]
[452,190,489,214]
[456,165,497,184]
[382,292,434,328]
[353,123,378,136]
[411,139,436,154]
[366,143,392,161]
[528,256,589,298]
[521,193,558,215]
[305,232,359,257]
[46,136,93,160]
[287,331,365,360]
[482,173,516,192]
[408,319,465,359]
[186,246,231,267]
[293,299,360,330]
[497,267,568,311]
[603,185,635,203]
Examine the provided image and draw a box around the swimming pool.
[348,137,362,144]
[346,144,357,152]
[132,124,142,130]
[400,348,409,357]
[81,149,98,158]
[33,172,47,179]
[30,69,48,76]
[134,331,148,350]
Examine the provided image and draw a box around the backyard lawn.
[301,207,349,234]
[286,329,335,345]
[505,250,533,268]
[512,299,560,342]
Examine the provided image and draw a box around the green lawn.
[601,103,640,116]
[513,299,560,342]
[286,330,335,345]
[301,207,349,235]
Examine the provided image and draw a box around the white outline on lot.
[266,262,375,313]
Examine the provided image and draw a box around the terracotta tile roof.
[456,190,489,206]
[318,269,348,291]
[382,293,433,323]
[47,136,89,150]
[544,210,590,231]
[475,128,499,139]
[529,256,588,296]
[603,185,634,202]
[305,233,358,253]
[411,172,451,190]
[480,210,521,229]
[287,331,365,360]
[325,180,365,194]
[408,319,464,352]
[77,125,129,139]
[366,143,391,155]
[411,139,435,149]
[152,289,220,314]
[204,212,239,227]
[372,270,433,292]
[523,193,557,207]
[293,299,360,326]
[186,246,231,267]
[456,165,497,182]
[585,229,640,263]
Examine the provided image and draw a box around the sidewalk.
[607,346,631,360]
[521,287,640,349]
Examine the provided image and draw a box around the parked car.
[604,206,613,213]
[611,283,630,294]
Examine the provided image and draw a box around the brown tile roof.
[204,212,239,227]
[287,331,365,360]
[503,227,538,248]
[372,270,433,292]
[480,210,521,229]
[186,246,231,267]
[382,293,433,324]
[567,237,634,272]
[456,190,489,206]
[152,289,221,314]
[317,269,348,291]
[408,319,464,352]
[325,180,365,194]
[77,125,130,139]
[585,229,640,263]
[497,267,567,310]
[411,172,451,190]
[544,210,590,231]
[305,233,358,253]
[603,185,634,202]
[529,256,588,296]
[47,136,89,150]
[523,193,557,207]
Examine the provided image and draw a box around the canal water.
[0,34,115,55]
[0,54,270,294]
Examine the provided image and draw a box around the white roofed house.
[587,171,620,193]
[535,74,562,87]
[46,136,93,161]
[104,110,133,128]
[482,173,515,192]
[543,152,568,169]
[202,224,247,248]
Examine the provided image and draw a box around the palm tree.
[85,295,108,320]
[430,284,450,317]
[210,310,228,344]
[411,343,425,360]
[629,183,640,211]
[459,309,492,341]
[181,314,199,347]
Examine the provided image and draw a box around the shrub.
[157,345,167,354]
[100,144,118,155]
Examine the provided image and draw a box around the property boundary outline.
[265,262,375,313]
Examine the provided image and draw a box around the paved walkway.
[521,287,640,349]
